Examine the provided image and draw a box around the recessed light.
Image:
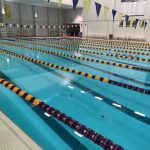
[44,112,51,117]
[74,131,83,137]
[112,103,122,108]
[67,85,74,89]
[134,111,145,117]
[95,96,103,101]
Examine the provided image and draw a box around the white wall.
[113,0,150,41]
[70,0,150,41]
[81,0,115,38]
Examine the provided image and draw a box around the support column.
[0,0,7,37]
[47,7,50,37]
[18,3,23,36]
[33,5,38,37]
[112,0,117,37]
[0,0,5,24]
[58,7,61,36]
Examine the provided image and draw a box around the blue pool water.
[0,38,150,150]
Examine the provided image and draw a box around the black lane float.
[0,49,150,95]
[1,41,150,72]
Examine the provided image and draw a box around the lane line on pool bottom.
[0,49,149,95]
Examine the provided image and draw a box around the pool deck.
[0,111,42,150]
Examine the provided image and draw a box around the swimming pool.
[0,37,150,150]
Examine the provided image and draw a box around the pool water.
[0,38,150,150]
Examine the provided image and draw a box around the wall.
[65,0,150,41]
[81,0,115,38]
[64,8,83,24]
[3,1,65,37]
[113,0,150,41]
[2,0,150,40]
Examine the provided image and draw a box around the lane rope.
[14,40,150,62]
[28,38,150,51]
[30,39,150,53]
[0,49,150,95]
[15,38,150,54]
[1,41,150,72]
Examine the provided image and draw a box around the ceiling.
[4,0,83,9]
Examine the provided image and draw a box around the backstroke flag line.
[130,18,134,27]
[72,0,79,11]
[5,4,11,18]
[135,19,139,29]
[95,2,102,17]
[84,0,91,14]
[144,21,147,30]
[125,15,129,24]
[58,0,63,7]
[118,12,124,22]
[103,6,109,18]
[139,20,143,27]
[112,9,117,22]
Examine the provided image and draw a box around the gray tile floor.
[0,111,42,150]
